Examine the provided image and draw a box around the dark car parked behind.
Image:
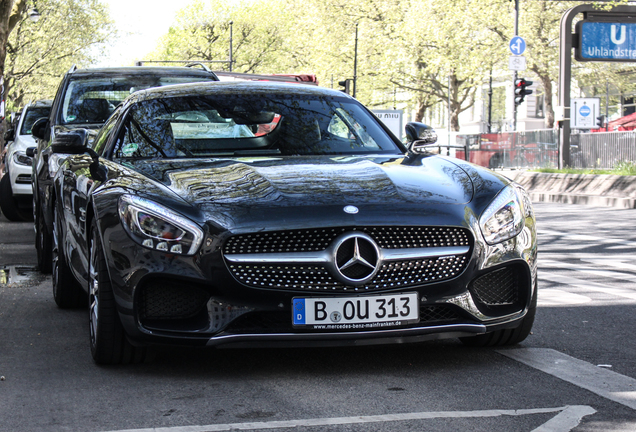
[29,65,219,273]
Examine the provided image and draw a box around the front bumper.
[104,217,537,349]
[8,158,33,196]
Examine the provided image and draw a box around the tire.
[88,219,148,365]
[52,204,84,308]
[35,205,52,274]
[460,280,537,347]
[0,174,32,221]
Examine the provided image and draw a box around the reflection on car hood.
[126,155,475,230]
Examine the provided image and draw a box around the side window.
[92,111,120,155]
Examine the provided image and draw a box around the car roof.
[128,81,350,104]
[69,66,219,79]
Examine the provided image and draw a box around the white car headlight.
[118,195,204,255]
[13,151,33,166]
[479,185,526,245]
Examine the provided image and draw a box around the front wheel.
[460,281,537,347]
[35,205,52,273]
[52,205,84,308]
[0,174,32,221]
[88,219,148,365]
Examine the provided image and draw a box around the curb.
[502,170,636,209]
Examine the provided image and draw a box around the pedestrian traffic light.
[514,78,533,106]
[596,115,605,128]
[338,79,352,95]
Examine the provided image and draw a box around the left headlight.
[479,184,531,245]
[118,195,204,255]
[13,151,32,166]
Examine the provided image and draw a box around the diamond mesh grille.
[224,226,470,255]
[228,255,468,292]
[470,266,519,306]
[139,282,210,320]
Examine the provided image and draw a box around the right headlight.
[479,185,528,245]
[118,195,204,255]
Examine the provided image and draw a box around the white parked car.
[0,100,52,221]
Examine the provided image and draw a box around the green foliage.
[534,161,636,176]
[4,0,115,110]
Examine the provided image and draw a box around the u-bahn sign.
[576,21,636,62]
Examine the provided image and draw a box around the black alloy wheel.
[88,219,148,365]
[0,174,32,221]
[52,204,84,308]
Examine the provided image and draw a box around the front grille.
[229,255,468,292]
[470,266,519,306]
[139,281,210,320]
[224,226,470,255]
[420,305,462,322]
[224,226,472,292]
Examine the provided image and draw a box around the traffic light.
[596,115,605,128]
[514,78,533,106]
[338,79,352,95]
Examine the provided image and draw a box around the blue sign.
[509,36,526,55]
[578,22,636,61]
[579,105,591,117]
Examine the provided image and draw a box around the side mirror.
[26,147,36,158]
[31,117,49,140]
[3,129,15,142]
[405,122,438,154]
[50,129,89,154]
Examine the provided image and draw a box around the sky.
[97,0,193,67]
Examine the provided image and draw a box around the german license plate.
[292,293,419,329]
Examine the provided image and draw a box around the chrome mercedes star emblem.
[329,232,380,286]
[339,237,376,273]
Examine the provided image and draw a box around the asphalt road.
[1,202,636,432]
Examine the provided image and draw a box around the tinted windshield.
[20,106,51,135]
[61,75,214,125]
[113,93,401,158]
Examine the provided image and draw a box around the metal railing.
[426,129,636,170]
[435,130,559,169]
[570,131,636,169]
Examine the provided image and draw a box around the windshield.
[113,93,401,158]
[20,106,51,135]
[61,75,214,125]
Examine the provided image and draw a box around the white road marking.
[98,406,595,432]
[499,348,636,411]
[531,406,597,432]
[539,229,635,246]
[540,260,636,283]
[540,272,636,302]
[537,288,591,306]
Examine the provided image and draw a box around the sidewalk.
[504,170,636,209]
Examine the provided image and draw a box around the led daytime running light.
[118,195,203,255]
[479,185,524,245]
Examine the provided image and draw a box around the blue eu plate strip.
[293,299,306,325]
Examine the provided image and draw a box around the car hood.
[12,134,37,152]
[125,155,476,231]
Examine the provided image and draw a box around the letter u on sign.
[612,25,626,45]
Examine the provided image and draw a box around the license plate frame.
[292,292,419,330]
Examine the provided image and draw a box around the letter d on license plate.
[293,293,419,329]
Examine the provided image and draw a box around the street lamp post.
[229,21,233,72]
